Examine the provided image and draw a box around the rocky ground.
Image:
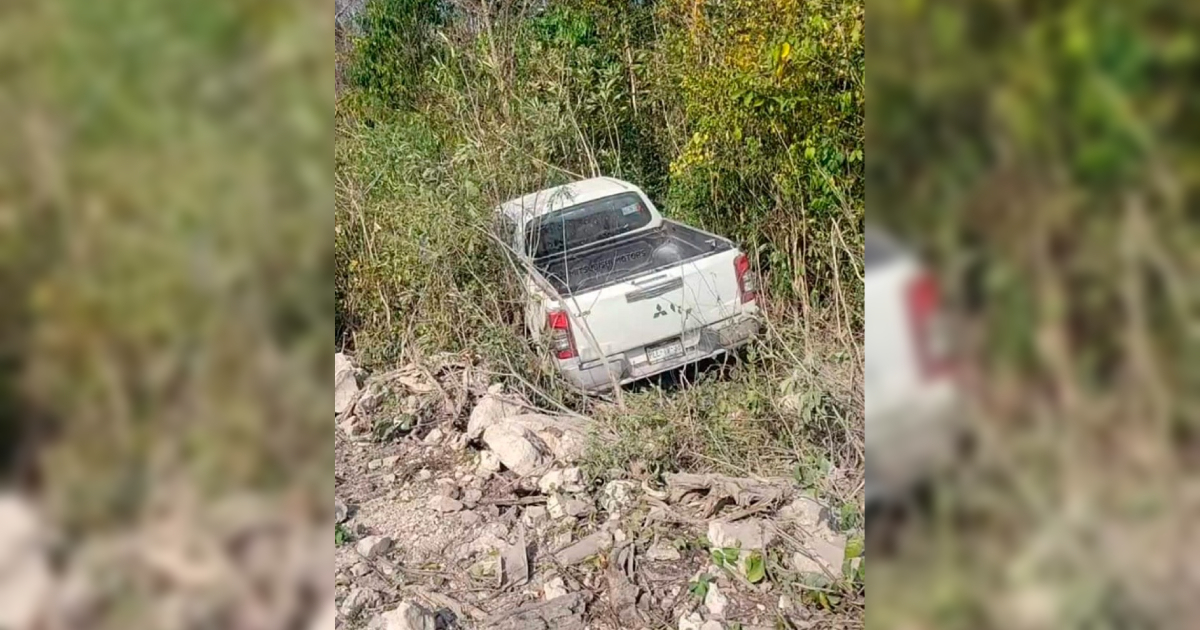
[0,487,332,630]
[334,353,864,630]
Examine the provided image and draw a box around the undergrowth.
[335,0,864,505]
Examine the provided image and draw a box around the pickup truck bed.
[535,222,731,296]
[499,177,760,393]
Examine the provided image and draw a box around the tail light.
[907,272,953,380]
[734,254,758,304]
[547,310,577,359]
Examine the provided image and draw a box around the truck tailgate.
[566,248,745,363]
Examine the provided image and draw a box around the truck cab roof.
[497,177,637,225]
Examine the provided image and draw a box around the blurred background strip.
[868,0,1200,628]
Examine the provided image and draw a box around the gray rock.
[778,496,830,530]
[482,424,547,476]
[679,612,706,630]
[477,450,502,476]
[423,428,444,444]
[382,455,400,469]
[704,583,728,617]
[504,414,589,463]
[646,540,682,561]
[501,528,530,587]
[460,511,482,526]
[547,493,591,519]
[0,494,53,630]
[339,414,370,438]
[371,601,437,630]
[555,530,614,566]
[335,498,349,524]
[539,467,585,494]
[600,480,638,514]
[492,592,587,630]
[416,469,432,482]
[547,494,568,519]
[340,587,378,617]
[462,488,483,508]
[356,535,393,559]
[707,519,774,551]
[436,479,461,499]
[335,353,360,415]
[429,496,464,513]
[522,506,548,527]
[564,498,592,518]
[467,394,523,439]
[543,576,569,600]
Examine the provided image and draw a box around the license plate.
[647,339,684,364]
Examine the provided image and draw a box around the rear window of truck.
[525,192,651,259]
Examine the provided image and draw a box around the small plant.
[843,535,865,586]
[793,452,831,496]
[335,524,352,547]
[744,551,766,584]
[837,501,863,531]
[798,572,842,611]
[710,546,740,569]
[689,575,712,598]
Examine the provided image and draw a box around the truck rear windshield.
[525,192,652,259]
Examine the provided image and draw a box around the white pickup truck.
[866,228,966,504]
[495,177,761,393]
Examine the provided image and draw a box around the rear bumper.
[559,314,761,393]
[866,392,968,504]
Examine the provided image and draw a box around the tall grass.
[871,1,1200,626]
[1,0,332,532]
[335,0,864,500]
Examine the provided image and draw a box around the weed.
[688,574,713,600]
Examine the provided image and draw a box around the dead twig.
[415,585,489,621]
[478,496,547,507]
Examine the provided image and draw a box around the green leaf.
[722,547,740,565]
[845,536,864,560]
[688,575,711,599]
[744,551,765,583]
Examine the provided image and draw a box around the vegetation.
[0,0,331,532]
[336,0,863,510]
[872,1,1200,627]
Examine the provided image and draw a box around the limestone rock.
[356,535,393,559]
[467,394,523,439]
[0,495,53,630]
[429,496,463,513]
[600,480,637,514]
[543,576,569,600]
[704,583,728,617]
[482,424,547,476]
[335,353,360,415]
[371,601,437,630]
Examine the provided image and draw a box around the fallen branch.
[663,473,792,517]
[482,591,587,630]
[478,496,547,507]
[415,585,489,621]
